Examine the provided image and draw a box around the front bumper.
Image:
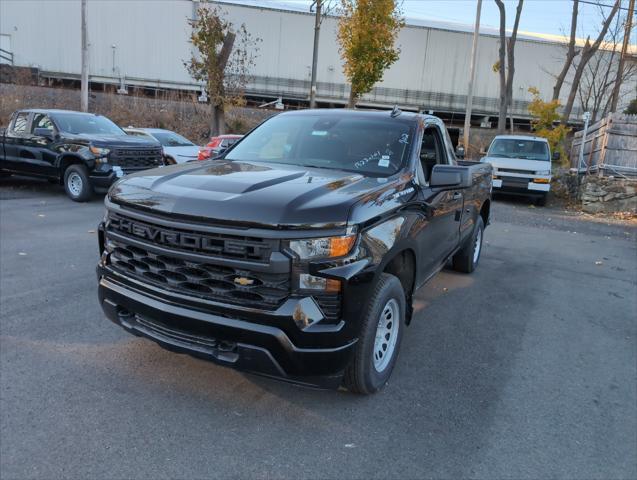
[493,176,550,196]
[96,260,360,389]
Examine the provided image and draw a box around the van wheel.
[343,273,405,394]
[63,164,93,202]
[452,216,484,273]
[535,194,547,206]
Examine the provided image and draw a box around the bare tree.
[494,0,523,133]
[562,0,620,121]
[505,0,524,131]
[552,0,579,101]
[495,0,507,133]
[577,11,637,121]
[609,0,635,112]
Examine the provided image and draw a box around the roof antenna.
[390,105,402,117]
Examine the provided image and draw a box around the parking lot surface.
[1,177,636,479]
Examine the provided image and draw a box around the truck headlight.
[89,146,110,157]
[536,170,551,175]
[298,273,341,292]
[289,234,356,260]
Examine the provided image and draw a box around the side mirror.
[455,145,465,159]
[552,151,560,161]
[212,146,227,158]
[430,165,471,189]
[34,127,54,140]
[480,149,488,156]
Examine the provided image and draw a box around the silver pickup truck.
[480,135,558,206]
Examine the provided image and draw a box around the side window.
[31,114,53,132]
[419,127,447,182]
[12,112,29,134]
[442,128,458,164]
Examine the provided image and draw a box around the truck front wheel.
[452,216,484,273]
[63,164,94,202]
[343,273,405,394]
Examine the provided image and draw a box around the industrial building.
[1,0,635,124]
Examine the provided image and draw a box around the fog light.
[299,274,341,292]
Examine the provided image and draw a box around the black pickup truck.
[96,109,492,394]
[0,109,164,201]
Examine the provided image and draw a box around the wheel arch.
[381,247,417,325]
[58,154,87,182]
[480,198,491,227]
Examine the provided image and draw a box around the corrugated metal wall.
[1,0,634,118]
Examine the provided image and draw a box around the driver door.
[23,113,58,177]
[416,125,463,277]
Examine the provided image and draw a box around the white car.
[124,128,200,164]
[481,135,557,206]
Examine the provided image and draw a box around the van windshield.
[488,138,549,161]
[225,114,414,177]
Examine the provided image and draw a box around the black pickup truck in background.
[97,109,492,394]
[0,109,164,201]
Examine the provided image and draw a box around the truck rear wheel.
[452,216,484,274]
[63,164,93,202]
[343,273,405,394]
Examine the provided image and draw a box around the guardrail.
[0,48,14,65]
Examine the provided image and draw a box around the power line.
[576,0,633,12]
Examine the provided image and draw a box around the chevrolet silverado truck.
[0,109,164,201]
[96,109,492,394]
[481,134,558,206]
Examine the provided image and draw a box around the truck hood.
[108,160,391,228]
[64,133,160,148]
[482,156,551,173]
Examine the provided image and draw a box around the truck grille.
[497,168,533,175]
[109,147,163,170]
[107,213,272,262]
[314,293,342,324]
[107,239,290,309]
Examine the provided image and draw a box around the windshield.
[225,114,414,176]
[152,131,195,147]
[53,113,125,135]
[488,138,550,161]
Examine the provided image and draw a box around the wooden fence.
[570,113,637,177]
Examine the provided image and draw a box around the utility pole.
[463,0,482,156]
[309,0,322,109]
[80,0,89,112]
[609,0,634,113]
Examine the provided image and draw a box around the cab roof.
[492,134,549,143]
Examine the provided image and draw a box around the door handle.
[452,192,462,200]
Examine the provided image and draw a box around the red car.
[198,134,243,160]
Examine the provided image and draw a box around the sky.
[257,0,635,42]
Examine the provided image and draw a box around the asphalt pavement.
[1,176,636,479]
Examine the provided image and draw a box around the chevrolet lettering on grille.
[109,216,262,257]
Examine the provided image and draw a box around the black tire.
[535,194,547,206]
[343,273,405,394]
[63,164,93,202]
[452,216,485,274]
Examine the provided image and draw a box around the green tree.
[624,99,637,115]
[337,0,404,108]
[527,87,570,163]
[185,5,259,136]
